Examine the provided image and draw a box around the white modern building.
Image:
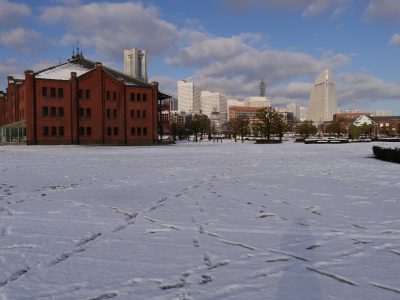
[200,91,227,124]
[227,98,244,107]
[124,48,148,82]
[244,96,271,108]
[177,80,201,113]
[286,102,301,121]
[308,69,338,123]
[299,106,309,122]
[372,109,392,117]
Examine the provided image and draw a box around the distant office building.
[170,97,178,112]
[124,48,148,82]
[286,102,300,120]
[228,106,260,122]
[259,78,265,97]
[244,96,271,108]
[309,69,338,123]
[372,109,392,117]
[177,80,201,113]
[299,106,309,122]
[343,109,361,113]
[200,91,227,124]
[227,98,244,107]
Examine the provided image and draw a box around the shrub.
[372,146,400,163]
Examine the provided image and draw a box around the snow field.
[0,141,400,299]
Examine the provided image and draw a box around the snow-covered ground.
[0,141,399,300]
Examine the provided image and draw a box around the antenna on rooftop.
[72,45,75,58]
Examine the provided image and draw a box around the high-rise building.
[124,48,148,82]
[308,69,338,123]
[372,109,392,117]
[286,102,301,120]
[177,80,200,113]
[200,91,227,124]
[170,97,178,112]
[299,106,309,122]
[244,96,271,108]
[259,78,265,97]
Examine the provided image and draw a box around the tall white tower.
[124,48,148,82]
[308,69,338,123]
[177,80,201,113]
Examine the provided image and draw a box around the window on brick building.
[137,110,140,118]
[107,127,112,135]
[137,127,141,136]
[78,89,83,99]
[87,127,92,136]
[86,90,90,99]
[79,127,84,136]
[106,91,110,100]
[86,108,91,118]
[131,110,134,119]
[131,127,135,135]
[51,126,57,136]
[114,127,118,135]
[50,88,56,98]
[143,94,147,102]
[43,106,48,117]
[79,108,84,117]
[43,127,48,136]
[131,93,135,102]
[58,88,63,98]
[143,110,146,119]
[50,107,56,117]
[42,87,47,97]
[143,127,147,135]
[58,107,64,116]
[113,109,117,119]
[107,109,111,119]
[113,91,117,100]
[59,127,64,136]
[137,93,141,102]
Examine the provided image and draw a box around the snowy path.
[0,142,399,299]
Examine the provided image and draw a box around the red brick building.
[0,54,166,145]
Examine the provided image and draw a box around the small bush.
[372,146,400,163]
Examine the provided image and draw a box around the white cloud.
[165,33,351,99]
[389,33,400,45]
[39,2,179,59]
[225,0,348,19]
[0,59,25,89]
[337,72,400,106]
[0,27,47,54]
[364,0,400,23]
[0,0,31,26]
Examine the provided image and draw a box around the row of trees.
[297,120,400,139]
[168,109,400,142]
[169,107,287,142]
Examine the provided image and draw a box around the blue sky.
[1,0,400,114]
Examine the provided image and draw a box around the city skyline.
[0,0,400,114]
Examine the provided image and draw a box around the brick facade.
[0,56,161,145]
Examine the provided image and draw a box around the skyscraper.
[177,80,201,113]
[124,48,148,82]
[286,102,301,121]
[308,69,338,123]
[259,78,265,97]
[200,90,227,123]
